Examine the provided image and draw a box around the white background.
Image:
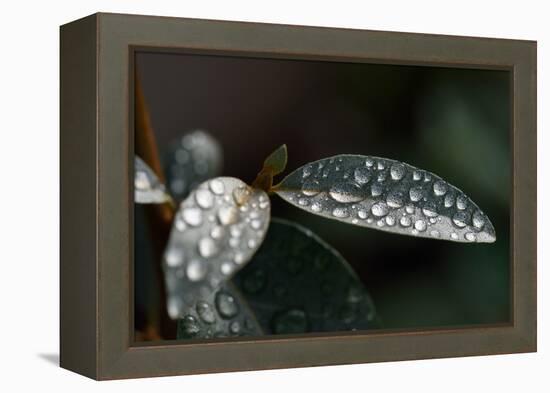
[0,0,546,391]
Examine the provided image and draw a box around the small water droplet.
[409,187,424,202]
[229,320,241,335]
[182,207,203,226]
[198,237,218,258]
[444,193,455,208]
[209,179,225,195]
[175,218,187,231]
[195,189,214,209]
[196,301,216,324]
[465,232,476,242]
[422,202,439,218]
[247,239,257,249]
[233,252,246,264]
[456,194,468,210]
[165,248,185,267]
[451,232,459,240]
[298,198,309,206]
[215,292,239,319]
[385,215,396,226]
[371,202,389,217]
[405,204,415,214]
[358,209,368,219]
[377,162,385,170]
[452,211,469,228]
[332,207,349,218]
[390,163,405,180]
[259,200,269,209]
[472,211,485,229]
[311,201,322,212]
[217,205,239,226]
[302,179,321,196]
[329,182,365,203]
[377,219,385,227]
[179,315,201,338]
[302,165,313,178]
[186,259,207,281]
[365,158,374,167]
[351,218,359,224]
[424,173,432,182]
[386,190,405,208]
[220,261,234,275]
[377,172,387,182]
[433,180,448,196]
[413,170,422,181]
[210,226,224,239]
[354,167,371,184]
[250,219,262,229]
[430,230,440,238]
[414,219,427,232]
[371,183,383,197]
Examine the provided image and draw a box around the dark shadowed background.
[135,50,510,332]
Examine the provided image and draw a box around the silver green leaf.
[163,177,270,320]
[273,155,496,243]
[134,156,171,204]
[163,130,223,201]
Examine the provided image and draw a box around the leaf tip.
[264,144,288,176]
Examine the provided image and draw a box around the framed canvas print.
[60,12,537,380]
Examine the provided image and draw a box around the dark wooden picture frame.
[60,12,536,380]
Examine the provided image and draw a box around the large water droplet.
[196,301,216,324]
[198,237,218,258]
[409,186,424,202]
[452,211,469,228]
[400,216,412,227]
[444,193,455,208]
[215,292,239,319]
[332,207,349,218]
[371,183,383,197]
[217,205,239,226]
[385,215,396,226]
[302,179,321,196]
[414,219,427,232]
[371,202,389,217]
[472,211,485,229]
[271,309,308,334]
[354,167,371,184]
[386,190,405,208]
[209,179,225,195]
[358,209,368,219]
[195,189,214,209]
[179,315,201,338]
[390,163,405,180]
[182,207,203,226]
[422,202,439,218]
[329,182,365,203]
[186,259,207,281]
[433,180,448,196]
[456,194,468,210]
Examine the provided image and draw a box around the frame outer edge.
[60,13,99,379]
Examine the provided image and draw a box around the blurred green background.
[137,51,511,330]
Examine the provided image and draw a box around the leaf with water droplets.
[176,282,264,339]
[163,130,223,201]
[232,218,379,334]
[163,177,271,320]
[273,155,496,243]
[134,156,172,204]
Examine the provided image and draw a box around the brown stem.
[135,71,177,339]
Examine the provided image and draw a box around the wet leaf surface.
[274,155,496,243]
[163,177,270,320]
[134,156,171,204]
[232,218,379,334]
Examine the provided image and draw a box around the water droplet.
[332,207,349,218]
[302,179,321,196]
[377,172,387,182]
[247,239,257,249]
[472,211,485,229]
[220,261,234,275]
[390,164,405,180]
[230,226,242,238]
[385,215,396,226]
[465,232,477,242]
[424,173,432,182]
[451,232,459,240]
[365,158,374,167]
[233,186,251,205]
[456,194,468,210]
[209,179,225,195]
[250,219,262,229]
[198,237,218,258]
[272,309,308,334]
[175,218,187,231]
[210,226,224,239]
[371,183,383,197]
[371,202,389,217]
[400,216,412,227]
[413,170,422,181]
[311,201,322,212]
[422,202,439,218]
[186,259,207,281]
[351,218,358,224]
[229,321,241,335]
[444,193,455,208]
[386,190,405,208]
[217,205,239,226]
[302,165,313,178]
[329,182,365,203]
[452,211,469,228]
[414,219,427,232]
[195,189,214,209]
[259,200,269,209]
[196,301,215,324]
[405,205,415,214]
[433,180,448,196]
[298,198,309,206]
[377,219,385,227]
[358,209,368,219]
[135,171,150,190]
[409,187,424,202]
[430,230,440,238]
[165,248,185,267]
[377,162,385,170]
[215,292,239,319]
[354,167,371,184]
[179,315,201,338]
[182,207,203,226]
